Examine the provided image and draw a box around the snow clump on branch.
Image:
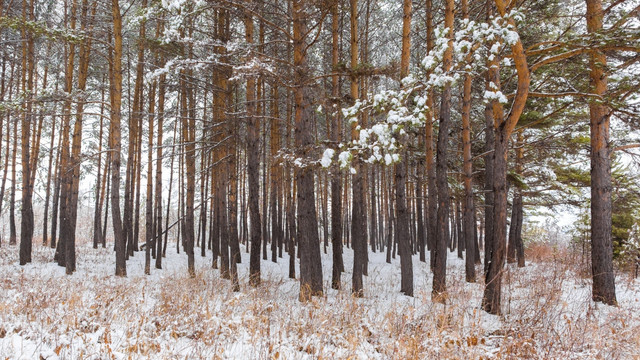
[320,11,524,170]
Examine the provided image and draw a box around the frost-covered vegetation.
[1,239,639,359]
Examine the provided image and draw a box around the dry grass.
[1,241,639,359]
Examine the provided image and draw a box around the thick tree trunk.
[587,0,616,305]
[482,0,530,315]
[432,0,454,302]
[483,133,508,314]
[19,0,36,266]
[396,0,413,297]
[396,157,413,296]
[293,0,323,301]
[245,2,262,286]
[483,77,496,276]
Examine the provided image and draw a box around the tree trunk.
[155,19,166,270]
[461,0,475,280]
[293,0,323,301]
[587,0,616,305]
[93,77,105,249]
[19,0,36,265]
[111,0,126,277]
[432,0,454,302]
[330,0,343,290]
[245,1,262,286]
[482,0,530,315]
[396,0,413,297]
[424,0,437,271]
[349,0,367,297]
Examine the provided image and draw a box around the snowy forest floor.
[1,241,639,359]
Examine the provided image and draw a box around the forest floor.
[1,240,639,359]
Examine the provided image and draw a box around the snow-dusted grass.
[1,240,639,359]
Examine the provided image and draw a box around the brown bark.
[55,0,77,267]
[397,0,413,297]
[424,0,437,271]
[9,102,17,246]
[294,0,323,301]
[93,76,106,249]
[432,0,454,302]
[111,0,126,277]
[482,0,531,315]
[330,1,343,290]
[462,0,475,283]
[19,0,36,265]
[270,84,282,264]
[155,47,165,268]
[145,47,154,276]
[245,1,262,286]
[507,132,524,266]
[349,0,366,297]
[180,70,196,278]
[587,0,616,305]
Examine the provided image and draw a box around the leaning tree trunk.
[482,0,530,315]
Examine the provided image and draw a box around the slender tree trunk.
[164,122,177,257]
[330,1,343,290]
[0,57,6,248]
[111,0,126,277]
[180,71,196,278]
[270,84,281,263]
[507,133,524,266]
[9,107,17,246]
[93,77,106,249]
[145,74,154,275]
[155,19,166,269]
[0,111,10,247]
[424,0,437,271]
[461,0,475,282]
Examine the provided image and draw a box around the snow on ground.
[1,241,639,359]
